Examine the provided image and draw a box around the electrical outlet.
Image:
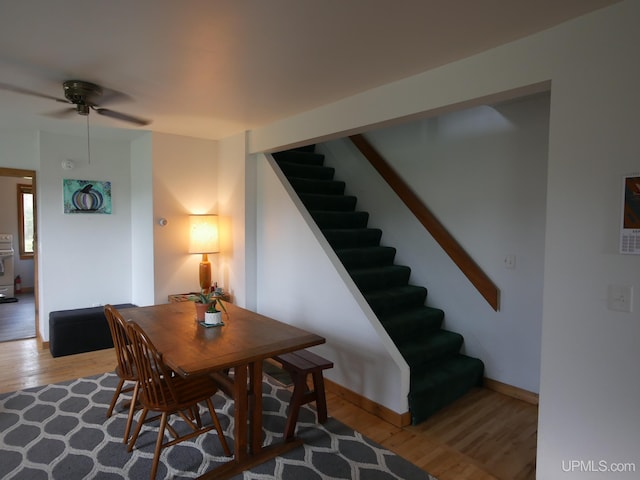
[607,285,633,313]
[504,255,516,269]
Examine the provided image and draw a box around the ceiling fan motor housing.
[63,80,102,115]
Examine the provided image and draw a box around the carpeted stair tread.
[273,150,324,165]
[349,265,412,291]
[277,162,335,180]
[335,246,397,268]
[398,330,464,368]
[380,306,444,339]
[289,177,346,195]
[294,144,317,153]
[364,285,428,316]
[311,210,370,229]
[408,354,484,424]
[323,228,383,248]
[300,193,357,211]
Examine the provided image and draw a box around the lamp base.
[199,253,212,292]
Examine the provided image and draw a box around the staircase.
[273,145,484,424]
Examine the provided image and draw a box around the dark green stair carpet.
[273,146,484,424]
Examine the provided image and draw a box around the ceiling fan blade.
[93,107,151,126]
[0,81,69,103]
[99,87,132,106]
[45,107,77,119]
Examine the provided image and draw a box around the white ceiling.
[0,0,620,141]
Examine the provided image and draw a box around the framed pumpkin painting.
[63,179,112,214]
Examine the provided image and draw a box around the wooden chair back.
[104,304,136,381]
[125,321,177,410]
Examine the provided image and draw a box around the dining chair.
[125,320,232,480]
[104,304,139,444]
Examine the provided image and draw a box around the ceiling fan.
[0,79,151,126]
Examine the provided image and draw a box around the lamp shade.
[188,214,219,254]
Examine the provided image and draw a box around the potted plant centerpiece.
[190,287,227,324]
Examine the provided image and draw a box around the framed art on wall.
[63,179,112,214]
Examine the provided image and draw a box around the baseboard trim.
[324,376,537,428]
[484,377,539,405]
[324,378,412,427]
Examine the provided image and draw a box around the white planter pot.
[204,311,223,325]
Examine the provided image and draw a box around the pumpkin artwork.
[63,179,112,214]
[72,184,104,211]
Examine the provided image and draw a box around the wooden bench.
[273,349,334,440]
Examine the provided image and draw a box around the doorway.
[0,167,38,343]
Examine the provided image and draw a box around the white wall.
[0,130,39,170]
[131,133,155,306]
[245,1,640,476]
[538,3,640,475]
[317,93,549,394]
[38,131,134,339]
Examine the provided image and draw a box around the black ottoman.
[49,303,137,357]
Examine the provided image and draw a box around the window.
[17,184,34,258]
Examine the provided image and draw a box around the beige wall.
[150,132,219,304]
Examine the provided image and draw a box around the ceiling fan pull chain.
[86,114,91,165]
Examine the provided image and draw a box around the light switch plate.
[504,255,516,269]
[607,285,633,313]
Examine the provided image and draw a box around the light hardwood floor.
[0,339,537,480]
[0,293,36,342]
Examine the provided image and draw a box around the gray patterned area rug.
[0,372,437,480]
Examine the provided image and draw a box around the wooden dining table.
[119,301,326,480]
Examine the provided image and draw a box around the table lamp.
[189,214,219,292]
